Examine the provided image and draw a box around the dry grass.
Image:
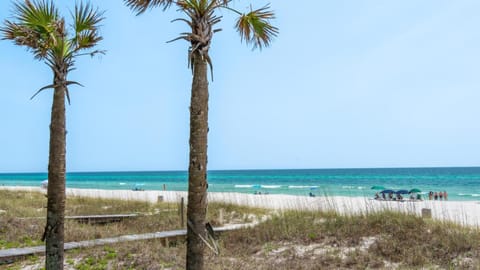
[2,190,480,269]
[0,190,266,250]
[213,210,480,269]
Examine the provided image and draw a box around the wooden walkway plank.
[20,214,140,225]
[66,214,140,224]
[0,224,251,265]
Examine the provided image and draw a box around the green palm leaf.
[1,0,60,59]
[235,5,278,49]
[13,0,58,28]
[72,2,104,51]
[124,0,176,14]
[2,0,104,98]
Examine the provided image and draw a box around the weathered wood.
[0,223,252,265]
[65,214,139,224]
[422,208,432,218]
[20,214,140,225]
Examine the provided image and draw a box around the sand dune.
[3,186,480,226]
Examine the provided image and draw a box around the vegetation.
[2,190,480,269]
[1,1,104,269]
[0,190,266,250]
[123,1,278,268]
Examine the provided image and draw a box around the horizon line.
[1,165,480,174]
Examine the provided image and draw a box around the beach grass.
[0,190,267,250]
[2,189,480,269]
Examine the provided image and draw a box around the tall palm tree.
[1,1,104,269]
[124,1,277,269]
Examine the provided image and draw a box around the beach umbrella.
[396,190,409,194]
[380,189,395,194]
[371,185,386,190]
[409,188,421,193]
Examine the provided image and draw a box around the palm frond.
[1,0,61,59]
[178,0,200,13]
[30,83,55,100]
[72,2,104,51]
[124,0,175,15]
[13,0,58,29]
[235,5,278,50]
[180,0,220,14]
[214,0,230,7]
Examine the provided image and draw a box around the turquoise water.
[1,167,480,201]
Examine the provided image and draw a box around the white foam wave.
[262,185,282,189]
[235,185,254,188]
[288,185,319,189]
[234,184,281,189]
[119,183,127,185]
[458,193,480,197]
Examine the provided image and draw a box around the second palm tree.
[124,0,278,269]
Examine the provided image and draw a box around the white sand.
[3,186,480,227]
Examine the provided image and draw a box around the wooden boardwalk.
[0,223,253,265]
[20,214,141,225]
[65,214,139,224]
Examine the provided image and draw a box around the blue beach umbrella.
[396,190,409,194]
[380,189,395,194]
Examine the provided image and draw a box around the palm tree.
[124,1,277,269]
[1,1,104,269]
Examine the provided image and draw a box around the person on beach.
[444,191,448,200]
[439,192,443,200]
[434,192,438,200]
[428,191,433,200]
[382,192,386,200]
[388,192,394,200]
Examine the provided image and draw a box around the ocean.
[1,167,480,201]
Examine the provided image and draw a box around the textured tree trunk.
[186,52,209,270]
[45,71,67,270]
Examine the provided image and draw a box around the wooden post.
[180,197,185,227]
[219,208,224,226]
[421,208,432,218]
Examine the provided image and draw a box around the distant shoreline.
[2,165,480,174]
[2,186,480,227]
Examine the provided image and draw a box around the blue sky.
[1,0,480,172]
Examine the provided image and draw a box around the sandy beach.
[3,186,480,227]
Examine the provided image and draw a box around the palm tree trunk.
[186,52,209,270]
[45,73,67,270]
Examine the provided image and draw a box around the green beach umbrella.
[371,185,386,190]
[409,188,421,193]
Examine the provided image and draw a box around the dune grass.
[0,190,266,250]
[2,190,480,269]
[218,210,480,269]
